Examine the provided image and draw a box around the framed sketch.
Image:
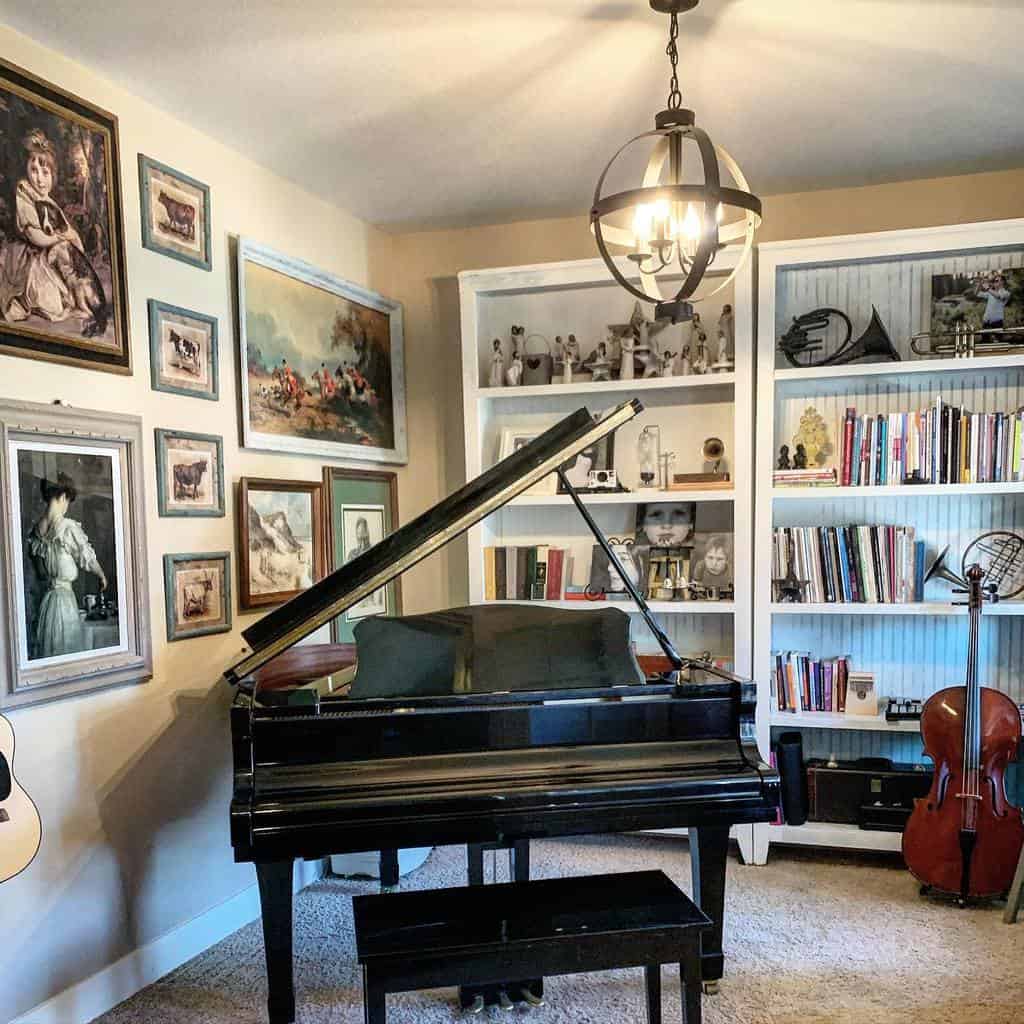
[154,428,224,517]
[238,238,407,464]
[163,552,231,641]
[0,399,151,708]
[0,58,132,373]
[238,477,325,610]
[497,427,558,496]
[148,299,218,400]
[323,466,400,641]
[138,155,211,271]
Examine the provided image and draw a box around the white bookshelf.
[754,218,1024,858]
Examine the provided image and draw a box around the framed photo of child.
[0,59,132,373]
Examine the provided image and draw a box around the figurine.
[658,348,677,377]
[676,344,691,376]
[488,338,505,387]
[718,304,735,362]
[505,351,523,387]
[509,324,524,358]
[793,443,808,469]
[619,333,635,380]
[562,333,580,384]
[691,336,709,375]
[777,444,791,470]
[587,341,613,382]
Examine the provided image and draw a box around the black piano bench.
[353,869,711,1023]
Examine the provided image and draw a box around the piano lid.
[224,399,642,684]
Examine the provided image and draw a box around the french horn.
[778,306,901,368]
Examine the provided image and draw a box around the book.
[532,545,549,600]
[483,547,497,601]
[546,547,564,601]
[494,546,507,600]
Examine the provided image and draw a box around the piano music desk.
[354,869,711,1023]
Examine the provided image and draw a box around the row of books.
[772,525,925,604]
[771,652,851,713]
[483,546,574,601]
[839,398,1024,487]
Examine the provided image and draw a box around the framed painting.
[148,299,219,400]
[497,427,558,496]
[323,466,401,642]
[238,477,325,610]
[138,154,211,271]
[163,552,231,641]
[0,58,131,373]
[154,428,224,517]
[238,238,407,464]
[0,399,152,708]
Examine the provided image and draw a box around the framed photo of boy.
[163,551,232,641]
[323,466,401,642]
[0,399,152,708]
[154,428,225,517]
[0,58,132,373]
[138,154,212,271]
[148,299,219,400]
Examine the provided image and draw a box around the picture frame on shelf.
[0,399,152,708]
[163,551,231,641]
[148,299,219,400]
[237,238,407,464]
[238,477,325,610]
[0,58,132,374]
[497,427,558,496]
[154,428,225,517]
[138,154,212,271]
[323,466,401,642]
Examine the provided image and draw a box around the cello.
[903,562,1024,902]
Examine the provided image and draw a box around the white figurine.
[618,334,635,380]
[658,348,677,377]
[588,341,612,382]
[676,344,692,376]
[505,351,523,387]
[488,338,505,387]
[562,333,580,384]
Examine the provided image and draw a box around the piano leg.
[687,826,729,991]
[379,848,400,891]
[255,860,295,1024]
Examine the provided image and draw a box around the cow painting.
[172,459,208,502]
[165,553,231,641]
[181,572,213,618]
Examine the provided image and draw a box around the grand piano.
[226,400,781,1024]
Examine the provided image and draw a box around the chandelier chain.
[665,12,682,110]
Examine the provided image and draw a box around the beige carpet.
[92,834,1024,1024]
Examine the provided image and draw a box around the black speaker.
[774,731,808,826]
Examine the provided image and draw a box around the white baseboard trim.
[11,860,324,1024]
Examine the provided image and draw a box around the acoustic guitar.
[0,714,42,883]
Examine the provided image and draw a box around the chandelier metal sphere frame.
[591,0,761,323]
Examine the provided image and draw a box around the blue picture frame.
[163,551,232,641]
[148,299,219,400]
[138,154,212,271]
[154,428,225,517]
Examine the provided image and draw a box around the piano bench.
[353,869,711,1023]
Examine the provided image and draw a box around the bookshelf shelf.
[769,711,920,732]
[769,822,903,853]
[487,599,735,615]
[770,601,1024,617]
[473,372,734,401]
[772,481,1024,501]
[510,488,735,507]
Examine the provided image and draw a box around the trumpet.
[910,322,1024,358]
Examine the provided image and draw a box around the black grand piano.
[226,400,781,1024]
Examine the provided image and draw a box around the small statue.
[619,333,635,380]
[793,443,808,469]
[588,340,613,382]
[676,344,691,376]
[777,444,791,470]
[659,349,677,377]
[562,333,580,384]
[488,338,505,388]
[718,304,735,362]
[692,336,709,375]
[509,324,525,358]
[505,351,523,387]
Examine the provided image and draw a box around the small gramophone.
[670,437,731,490]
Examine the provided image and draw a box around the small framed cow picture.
[154,428,224,517]
[163,551,231,641]
[138,155,211,271]
[148,299,218,400]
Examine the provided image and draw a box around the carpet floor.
[92,834,1024,1024]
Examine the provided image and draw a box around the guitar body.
[0,714,42,883]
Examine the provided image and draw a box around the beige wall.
[382,167,1024,612]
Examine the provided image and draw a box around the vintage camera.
[587,469,617,489]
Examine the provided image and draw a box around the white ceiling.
[4,1,1023,231]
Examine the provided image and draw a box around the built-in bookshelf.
[755,218,1024,858]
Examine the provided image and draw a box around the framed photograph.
[154,428,224,517]
[634,501,696,550]
[323,466,401,641]
[163,552,231,641]
[238,478,325,610]
[0,399,151,708]
[148,299,218,400]
[497,427,558,496]
[0,58,131,373]
[931,268,1024,335]
[238,238,407,464]
[138,154,211,271]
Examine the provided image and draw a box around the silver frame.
[0,400,152,708]
[236,237,407,464]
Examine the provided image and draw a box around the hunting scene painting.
[163,552,231,641]
[0,60,131,372]
[239,240,407,464]
[154,429,224,517]
[148,299,218,400]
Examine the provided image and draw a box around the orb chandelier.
[591,0,761,323]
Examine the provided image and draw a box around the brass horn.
[778,306,901,368]
[924,545,966,590]
[910,323,1024,359]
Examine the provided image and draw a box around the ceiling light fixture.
[591,0,761,323]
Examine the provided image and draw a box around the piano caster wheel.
[497,990,514,1012]
[465,994,486,1015]
[702,981,720,996]
[519,988,545,1008]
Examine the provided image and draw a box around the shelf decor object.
[590,1,761,324]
